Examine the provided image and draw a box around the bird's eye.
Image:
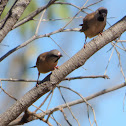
[51,54,59,58]
[99,11,102,15]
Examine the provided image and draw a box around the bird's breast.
[37,61,58,73]
[84,20,106,38]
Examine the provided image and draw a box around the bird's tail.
[79,24,83,32]
[29,65,37,68]
[79,24,83,26]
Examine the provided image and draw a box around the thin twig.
[60,108,72,126]
[37,82,126,123]
[54,2,88,14]
[33,16,83,22]
[31,112,53,126]
[61,0,89,30]
[52,114,62,126]
[104,47,115,75]
[34,91,52,113]
[57,85,98,126]
[0,75,109,83]
[0,80,17,101]
[9,82,126,125]
[123,92,126,112]
[115,47,126,80]
[58,87,80,126]
[86,0,103,8]
[35,9,46,35]
[49,36,71,58]
[46,90,54,111]
[111,42,126,51]
[117,40,126,42]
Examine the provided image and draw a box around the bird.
[30,49,62,86]
[79,7,108,46]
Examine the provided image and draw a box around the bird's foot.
[83,42,87,48]
[54,66,59,69]
[36,81,39,87]
[99,32,103,36]
[36,84,39,87]
[36,83,39,87]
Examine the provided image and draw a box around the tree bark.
[0,16,126,126]
[0,0,31,43]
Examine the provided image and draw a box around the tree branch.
[0,0,31,43]
[0,75,109,83]
[0,0,9,16]
[0,28,79,62]
[0,16,126,125]
[12,0,57,29]
[9,82,126,125]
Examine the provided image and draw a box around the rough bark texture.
[0,0,9,16]
[0,16,126,126]
[0,0,31,43]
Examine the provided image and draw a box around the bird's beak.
[59,54,63,57]
[58,52,63,58]
[55,54,63,62]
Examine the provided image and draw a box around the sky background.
[0,0,126,126]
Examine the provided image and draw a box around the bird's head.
[96,7,108,21]
[46,49,63,63]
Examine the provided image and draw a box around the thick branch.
[0,0,31,43]
[0,16,126,125]
[12,0,57,29]
[0,0,9,16]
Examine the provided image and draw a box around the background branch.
[12,0,57,29]
[9,82,126,125]
[0,75,109,83]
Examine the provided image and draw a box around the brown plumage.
[80,7,108,45]
[31,49,62,86]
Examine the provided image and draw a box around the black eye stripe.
[99,10,107,15]
[51,54,59,57]
[99,11,102,14]
[46,54,59,59]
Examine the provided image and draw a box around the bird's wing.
[80,13,95,32]
[36,52,47,66]
[80,20,89,32]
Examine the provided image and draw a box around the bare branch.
[57,85,97,126]
[9,82,126,125]
[60,108,72,126]
[0,84,17,101]
[115,47,126,80]
[58,87,80,126]
[54,2,88,14]
[34,91,52,113]
[33,16,83,22]
[0,35,37,62]
[104,47,115,75]
[0,28,79,62]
